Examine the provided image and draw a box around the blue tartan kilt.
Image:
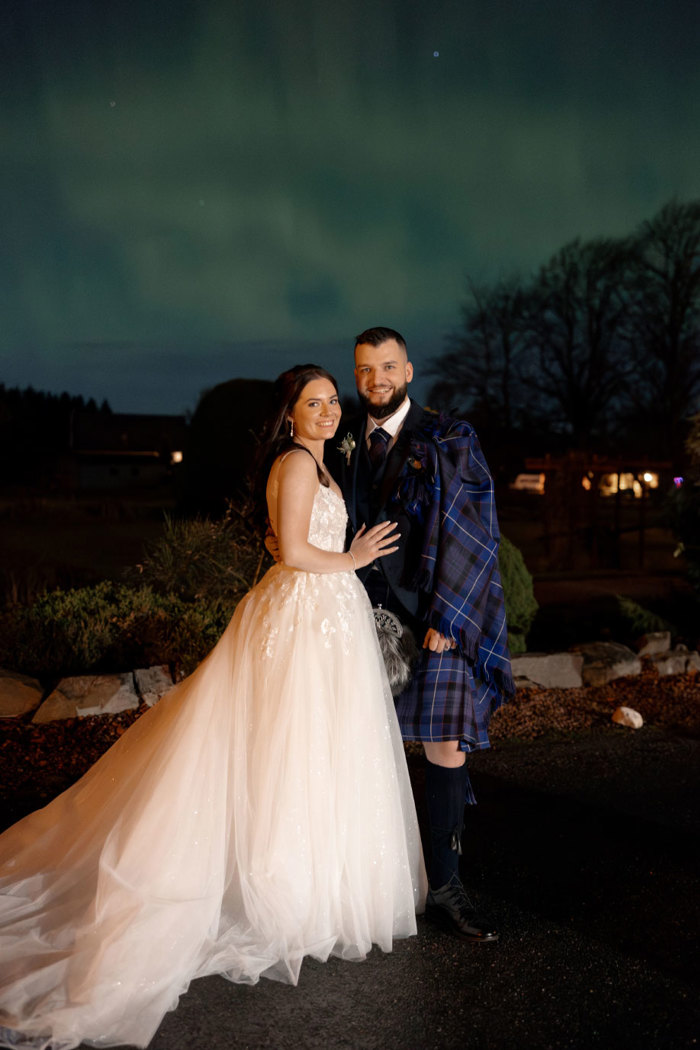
[394,645,504,753]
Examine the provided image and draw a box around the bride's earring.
[289,419,294,438]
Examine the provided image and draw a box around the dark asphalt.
[118,728,699,1050]
[4,727,698,1050]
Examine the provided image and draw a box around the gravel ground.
[2,665,699,829]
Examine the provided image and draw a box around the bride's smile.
[287,378,341,445]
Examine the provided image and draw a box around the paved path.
[119,728,699,1050]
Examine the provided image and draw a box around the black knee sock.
[425,758,470,891]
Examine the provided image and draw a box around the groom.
[328,326,514,943]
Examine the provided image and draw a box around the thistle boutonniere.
[337,433,356,465]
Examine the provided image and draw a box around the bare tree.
[428,279,528,433]
[520,236,635,448]
[432,198,700,460]
[626,199,700,457]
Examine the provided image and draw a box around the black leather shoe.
[425,878,499,943]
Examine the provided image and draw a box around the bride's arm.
[276,451,399,573]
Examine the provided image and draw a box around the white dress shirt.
[366,397,411,453]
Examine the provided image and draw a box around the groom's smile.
[354,337,414,420]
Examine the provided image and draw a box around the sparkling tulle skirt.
[0,564,426,1049]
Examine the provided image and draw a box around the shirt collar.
[368,396,411,439]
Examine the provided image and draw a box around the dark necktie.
[368,427,390,472]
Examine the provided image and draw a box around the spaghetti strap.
[279,446,316,465]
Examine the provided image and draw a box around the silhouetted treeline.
[180,378,275,515]
[429,199,700,467]
[0,385,111,486]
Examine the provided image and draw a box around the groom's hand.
[265,527,281,564]
[423,628,457,653]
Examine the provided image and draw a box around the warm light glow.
[598,471,659,498]
[510,472,545,495]
[171,450,183,464]
[581,476,592,491]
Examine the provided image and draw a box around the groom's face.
[354,339,414,420]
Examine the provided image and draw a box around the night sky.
[2,0,699,413]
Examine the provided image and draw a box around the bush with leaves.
[498,536,538,654]
[0,582,235,682]
[670,412,700,595]
[129,504,269,603]
[0,514,537,680]
[614,595,674,640]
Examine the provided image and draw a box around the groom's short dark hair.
[354,326,406,351]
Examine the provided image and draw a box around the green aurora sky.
[2,0,699,411]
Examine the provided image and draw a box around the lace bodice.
[267,462,348,555]
[306,485,348,552]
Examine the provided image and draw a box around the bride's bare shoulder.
[269,448,317,489]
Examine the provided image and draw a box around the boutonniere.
[392,440,436,524]
[337,433,356,465]
[407,455,426,474]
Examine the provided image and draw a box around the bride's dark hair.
[251,364,339,534]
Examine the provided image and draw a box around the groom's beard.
[358,383,409,421]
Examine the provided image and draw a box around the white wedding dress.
[0,477,426,1050]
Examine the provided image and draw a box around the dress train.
[0,485,426,1049]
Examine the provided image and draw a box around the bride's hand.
[349,522,400,569]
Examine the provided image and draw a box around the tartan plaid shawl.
[396,415,514,708]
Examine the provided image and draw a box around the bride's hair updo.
[251,363,339,533]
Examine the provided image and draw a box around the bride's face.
[289,378,341,443]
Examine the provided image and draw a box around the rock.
[612,705,644,729]
[573,642,641,686]
[134,666,173,707]
[33,674,139,723]
[636,631,672,657]
[511,652,584,689]
[0,668,43,718]
[686,651,700,673]
[32,691,81,724]
[651,648,690,677]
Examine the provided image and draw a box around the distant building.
[66,412,187,491]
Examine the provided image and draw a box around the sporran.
[372,606,419,696]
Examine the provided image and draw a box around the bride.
[0,364,426,1050]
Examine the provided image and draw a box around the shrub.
[128,506,269,604]
[669,412,700,596]
[0,520,536,681]
[498,536,538,654]
[0,582,236,681]
[615,595,674,639]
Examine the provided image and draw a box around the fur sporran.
[372,607,419,696]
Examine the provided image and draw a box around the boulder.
[573,642,641,686]
[33,674,139,723]
[0,668,43,718]
[134,666,173,707]
[612,706,644,729]
[651,647,690,677]
[636,631,671,657]
[511,652,584,689]
[649,645,700,676]
[32,691,80,724]
[686,651,700,673]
